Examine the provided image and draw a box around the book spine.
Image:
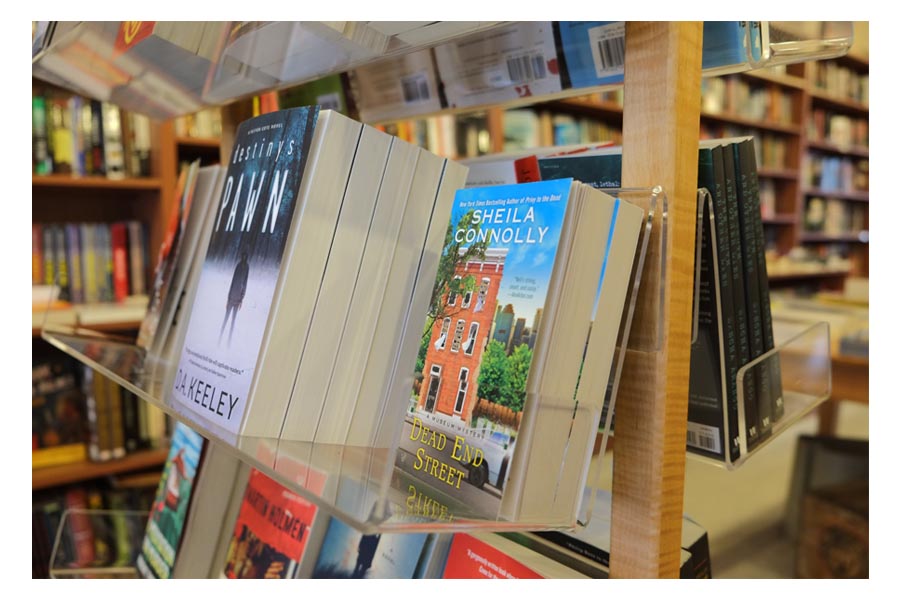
[101,102,126,179]
[105,377,127,459]
[48,97,73,174]
[89,100,105,176]
[733,140,773,442]
[746,141,785,424]
[722,142,760,450]
[65,224,84,304]
[127,221,147,296]
[32,96,52,175]
[81,366,104,461]
[95,224,113,302]
[52,225,70,302]
[120,389,140,453]
[93,372,113,460]
[68,96,86,177]
[710,146,741,462]
[111,222,130,301]
[42,225,55,288]
[32,224,43,285]
[80,224,99,304]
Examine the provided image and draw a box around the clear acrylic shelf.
[40,187,662,535]
[49,509,148,578]
[687,189,832,469]
[32,21,854,120]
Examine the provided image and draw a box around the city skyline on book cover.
[169,107,318,434]
[136,422,204,579]
[223,469,319,579]
[398,179,571,509]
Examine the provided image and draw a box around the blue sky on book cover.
[169,107,318,434]
[312,516,428,579]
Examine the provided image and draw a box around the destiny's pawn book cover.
[395,179,573,516]
[136,422,204,579]
[168,107,318,435]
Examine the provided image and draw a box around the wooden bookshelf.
[699,110,802,135]
[757,167,799,180]
[767,269,851,282]
[762,214,798,225]
[808,89,869,114]
[803,187,869,202]
[175,135,222,149]
[31,319,142,338]
[805,139,869,158]
[800,232,868,243]
[743,69,808,90]
[32,174,163,190]
[32,449,169,491]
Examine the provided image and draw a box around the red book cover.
[32,224,43,285]
[110,222,130,301]
[223,469,320,579]
[64,489,96,568]
[513,155,541,183]
[442,533,543,579]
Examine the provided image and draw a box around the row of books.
[807,109,869,149]
[460,135,783,460]
[32,355,168,469]
[31,92,152,178]
[803,154,869,193]
[810,60,869,104]
[33,478,158,578]
[700,123,793,172]
[134,424,711,579]
[702,76,797,126]
[173,107,223,140]
[804,197,868,237]
[32,221,149,304]
[133,106,642,522]
[346,22,761,124]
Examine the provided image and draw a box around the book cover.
[555,22,626,90]
[136,422,205,579]
[31,358,87,468]
[169,107,319,434]
[311,516,429,579]
[222,469,320,579]
[110,222,130,302]
[396,179,574,512]
[32,96,52,175]
[441,533,542,579]
[127,220,147,296]
[32,224,43,285]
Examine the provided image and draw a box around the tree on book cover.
[169,107,318,434]
[398,179,572,509]
[223,468,319,579]
[136,422,204,579]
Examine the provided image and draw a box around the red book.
[32,224,43,285]
[110,222,130,302]
[442,533,542,579]
[64,489,96,568]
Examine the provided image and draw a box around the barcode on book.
[686,422,722,454]
[506,54,547,83]
[588,22,626,78]
[400,72,431,103]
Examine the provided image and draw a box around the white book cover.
[168,107,321,435]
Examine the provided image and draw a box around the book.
[310,516,430,578]
[64,224,84,304]
[349,48,444,122]
[441,532,588,579]
[555,22,626,90]
[32,96,52,174]
[110,222,130,302]
[434,22,563,109]
[394,178,620,522]
[169,107,363,438]
[221,468,321,579]
[136,422,205,579]
[32,358,87,469]
[127,221,148,296]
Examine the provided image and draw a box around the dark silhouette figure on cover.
[353,532,381,578]
[220,251,249,346]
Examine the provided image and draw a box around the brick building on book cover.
[418,249,507,423]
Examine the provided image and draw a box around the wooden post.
[610,22,703,578]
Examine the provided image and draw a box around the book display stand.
[33,21,854,578]
[690,189,832,468]
[49,509,148,578]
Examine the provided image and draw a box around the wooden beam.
[610,22,703,578]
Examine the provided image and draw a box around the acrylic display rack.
[49,509,148,579]
[40,188,662,535]
[31,21,854,120]
[688,189,832,469]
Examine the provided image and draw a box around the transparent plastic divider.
[576,187,663,528]
[34,22,853,121]
[49,509,148,578]
[685,189,833,469]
